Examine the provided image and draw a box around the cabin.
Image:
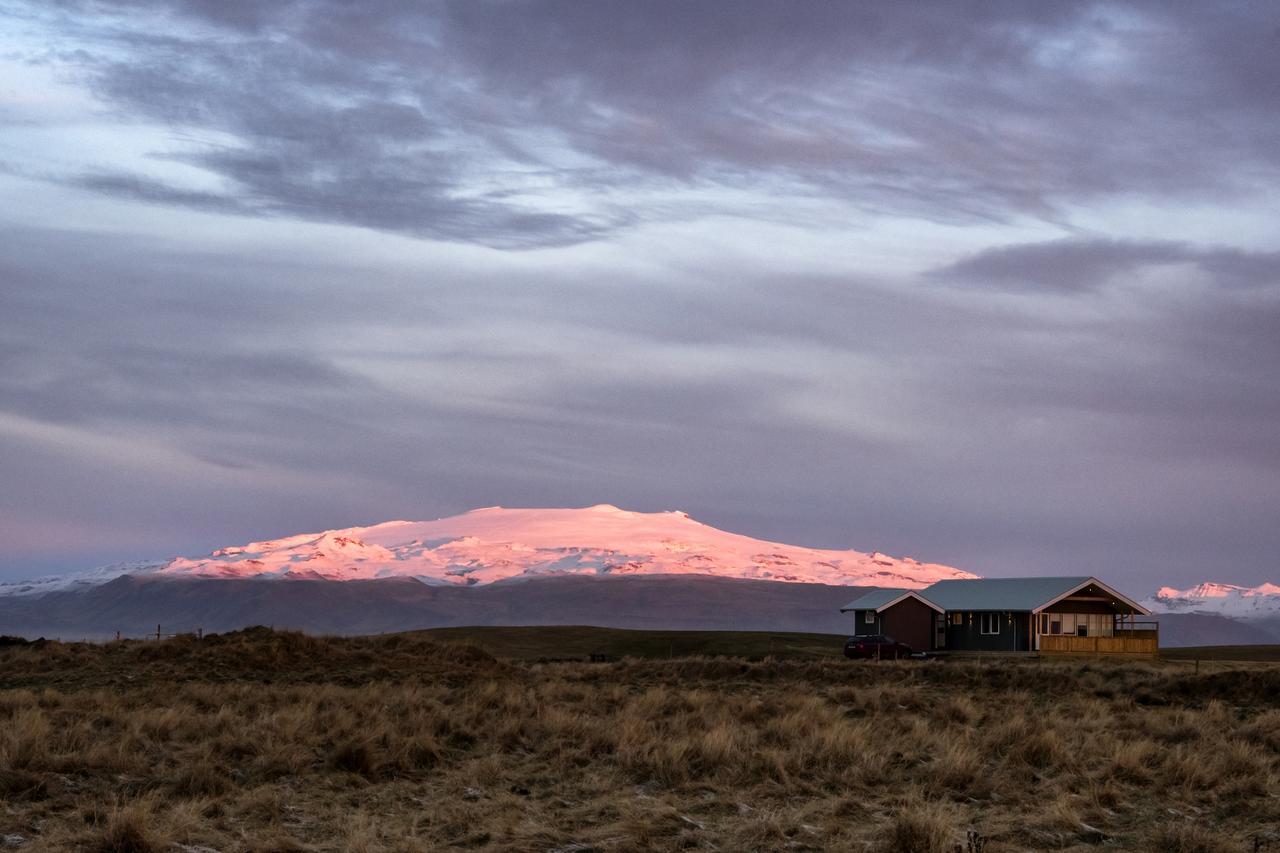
[840,576,1157,657]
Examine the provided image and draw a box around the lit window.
[950,613,963,626]
[865,610,876,624]
[980,613,1001,635]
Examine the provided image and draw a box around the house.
[840,576,1157,656]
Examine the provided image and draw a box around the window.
[1049,619,1061,635]
[950,612,963,626]
[1040,613,1049,633]
[980,613,1001,635]
[865,610,876,624]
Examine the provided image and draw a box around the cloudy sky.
[1,1,1278,592]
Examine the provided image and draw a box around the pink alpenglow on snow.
[159,505,977,587]
[1145,582,1280,620]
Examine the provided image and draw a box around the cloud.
[932,237,1280,293]
[2,2,1280,591]
[934,238,1193,292]
[70,172,250,214]
[2,220,1279,587]
[7,0,1278,246]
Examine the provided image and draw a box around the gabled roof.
[839,588,944,614]
[1034,577,1149,615]
[918,576,1148,615]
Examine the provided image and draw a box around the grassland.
[1161,645,1280,662]
[1,628,1278,852]
[417,625,847,661]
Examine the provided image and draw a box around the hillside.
[0,574,870,640]
[2,572,1272,647]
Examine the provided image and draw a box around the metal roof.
[918,576,1147,614]
[919,577,1089,611]
[839,577,1150,615]
[839,588,912,612]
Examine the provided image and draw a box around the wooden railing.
[1040,628,1158,657]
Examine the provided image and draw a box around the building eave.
[1031,576,1150,616]
[875,590,944,615]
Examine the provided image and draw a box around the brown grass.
[1,629,1278,851]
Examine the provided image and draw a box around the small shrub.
[329,738,377,778]
[1146,822,1236,853]
[881,803,955,853]
[933,696,977,726]
[1008,729,1066,771]
[169,760,229,798]
[86,805,161,853]
[0,767,48,800]
[0,708,50,770]
[928,742,983,794]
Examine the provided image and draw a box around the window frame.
[979,612,1001,635]
[864,609,876,625]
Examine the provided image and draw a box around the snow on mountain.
[0,561,168,597]
[1144,582,1280,620]
[3,505,976,594]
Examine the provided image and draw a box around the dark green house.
[841,576,1155,655]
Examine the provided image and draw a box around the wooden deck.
[1039,631,1158,657]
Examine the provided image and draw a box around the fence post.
[197,628,203,641]
[156,624,161,642]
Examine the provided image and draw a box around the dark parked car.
[844,634,914,660]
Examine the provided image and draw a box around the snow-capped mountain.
[1144,582,1280,620]
[2,504,975,594]
[0,560,167,597]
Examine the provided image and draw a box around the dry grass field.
[2,628,1278,852]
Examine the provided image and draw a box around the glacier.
[0,504,976,594]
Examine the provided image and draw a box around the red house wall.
[881,597,937,653]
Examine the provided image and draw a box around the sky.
[1,1,1278,593]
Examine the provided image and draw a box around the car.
[843,634,914,660]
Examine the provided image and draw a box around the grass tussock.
[882,800,958,853]
[1146,821,1239,853]
[0,628,1277,851]
[82,802,164,853]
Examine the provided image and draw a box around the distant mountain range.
[1,506,1275,647]
[1144,582,1280,620]
[1142,583,1280,645]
